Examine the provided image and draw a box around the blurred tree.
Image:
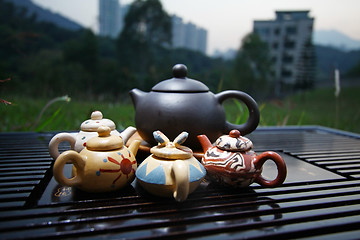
[0,0,81,97]
[19,49,87,97]
[97,58,138,99]
[167,48,228,92]
[63,29,99,94]
[63,29,98,74]
[119,0,171,45]
[347,59,360,77]
[0,0,234,100]
[231,33,273,99]
[116,0,172,89]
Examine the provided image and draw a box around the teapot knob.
[97,126,111,137]
[91,111,103,120]
[229,129,241,138]
[173,64,187,78]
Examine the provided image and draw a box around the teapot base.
[205,173,254,188]
[136,178,202,199]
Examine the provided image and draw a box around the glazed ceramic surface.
[53,126,141,193]
[136,131,206,202]
[130,64,260,149]
[49,110,136,160]
[198,130,287,188]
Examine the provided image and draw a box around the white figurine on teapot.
[49,110,136,160]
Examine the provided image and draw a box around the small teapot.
[136,131,206,202]
[197,130,287,188]
[53,126,141,193]
[49,110,136,160]
[129,64,260,149]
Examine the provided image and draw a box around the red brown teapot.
[197,130,287,188]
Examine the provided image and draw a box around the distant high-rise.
[197,28,208,54]
[171,15,207,54]
[99,2,208,54]
[253,10,315,89]
[171,15,186,48]
[99,0,124,38]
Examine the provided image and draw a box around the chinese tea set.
[50,64,287,202]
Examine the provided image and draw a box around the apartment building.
[99,0,122,38]
[254,11,315,88]
[172,15,208,54]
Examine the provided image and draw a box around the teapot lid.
[150,131,193,160]
[86,126,123,151]
[215,130,253,151]
[80,111,116,132]
[151,64,209,93]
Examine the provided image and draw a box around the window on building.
[282,54,293,63]
[255,27,270,37]
[281,69,292,77]
[272,42,279,49]
[286,26,297,34]
[274,28,280,35]
[284,41,295,49]
[284,14,292,20]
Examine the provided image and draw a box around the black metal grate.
[1,126,360,239]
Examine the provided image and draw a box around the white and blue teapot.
[136,131,206,202]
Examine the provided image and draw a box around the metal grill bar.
[0,126,360,239]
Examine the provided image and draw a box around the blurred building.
[172,15,208,54]
[99,0,126,38]
[98,2,208,54]
[196,27,208,54]
[254,11,315,89]
[171,15,186,48]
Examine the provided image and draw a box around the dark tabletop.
[1,126,360,239]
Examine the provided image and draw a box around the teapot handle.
[215,90,260,135]
[253,151,287,187]
[172,160,189,202]
[49,133,76,160]
[53,150,85,187]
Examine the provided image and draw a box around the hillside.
[314,29,360,51]
[315,45,360,78]
[4,0,83,31]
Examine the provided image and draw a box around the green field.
[1,86,360,134]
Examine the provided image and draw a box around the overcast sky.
[32,0,360,54]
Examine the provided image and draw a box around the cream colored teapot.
[53,126,141,193]
[136,131,206,202]
[49,110,136,160]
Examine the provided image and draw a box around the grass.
[268,86,360,133]
[1,86,360,134]
[0,96,136,132]
[223,86,360,134]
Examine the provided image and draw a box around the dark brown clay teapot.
[129,64,260,149]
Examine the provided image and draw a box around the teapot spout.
[120,126,137,144]
[129,140,141,157]
[197,135,213,153]
[129,88,147,107]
